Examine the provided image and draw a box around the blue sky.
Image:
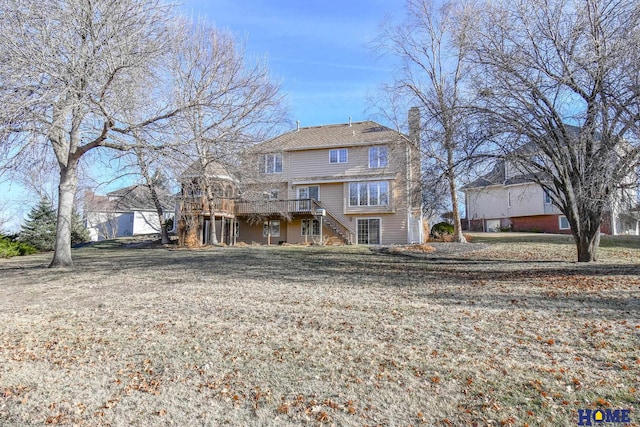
[182,0,403,127]
[0,1,405,233]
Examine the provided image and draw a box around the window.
[263,220,280,237]
[266,189,279,200]
[543,190,552,205]
[301,219,321,236]
[262,153,282,174]
[508,191,512,208]
[297,185,319,210]
[349,181,389,207]
[369,146,388,168]
[357,218,381,244]
[297,185,319,201]
[330,148,348,163]
[559,216,570,230]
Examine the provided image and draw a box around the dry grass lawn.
[0,234,638,426]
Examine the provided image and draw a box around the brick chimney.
[408,107,420,146]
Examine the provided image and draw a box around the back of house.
[177,120,424,246]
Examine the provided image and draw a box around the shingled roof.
[180,158,238,182]
[251,121,408,153]
[86,185,174,213]
[462,160,542,189]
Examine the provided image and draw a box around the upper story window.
[262,153,282,174]
[349,181,389,207]
[543,190,552,204]
[369,146,388,168]
[330,148,348,164]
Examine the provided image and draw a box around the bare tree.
[420,158,454,225]
[468,0,640,261]
[375,0,482,243]
[0,0,191,267]
[171,23,287,246]
[0,1,286,266]
[131,137,173,245]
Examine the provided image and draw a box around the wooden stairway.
[313,201,354,245]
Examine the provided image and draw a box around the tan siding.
[287,143,404,181]
[286,219,306,245]
[286,218,338,244]
[379,213,408,244]
[240,136,419,245]
[238,218,288,245]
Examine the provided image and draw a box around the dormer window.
[369,146,388,168]
[262,153,282,174]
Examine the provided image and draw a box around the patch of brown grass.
[0,243,638,426]
[393,243,437,253]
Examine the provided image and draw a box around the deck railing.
[179,196,355,244]
[235,199,314,215]
[180,196,236,215]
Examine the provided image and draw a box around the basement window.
[263,220,280,237]
[301,219,320,236]
[559,216,570,230]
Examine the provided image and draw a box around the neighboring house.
[84,185,175,241]
[177,119,424,245]
[462,159,640,235]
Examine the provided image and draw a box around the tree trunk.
[447,145,466,243]
[135,148,170,245]
[49,163,78,268]
[208,210,218,245]
[575,227,600,262]
[147,187,169,245]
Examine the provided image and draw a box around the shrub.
[0,235,38,258]
[430,222,454,238]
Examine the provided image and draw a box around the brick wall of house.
[600,212,612,235]
[466,219,484,232]
[511,214,572,234]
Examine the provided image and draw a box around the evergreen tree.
[19,200,90,251]
[19,198,56,251]
[71,210,90,245]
